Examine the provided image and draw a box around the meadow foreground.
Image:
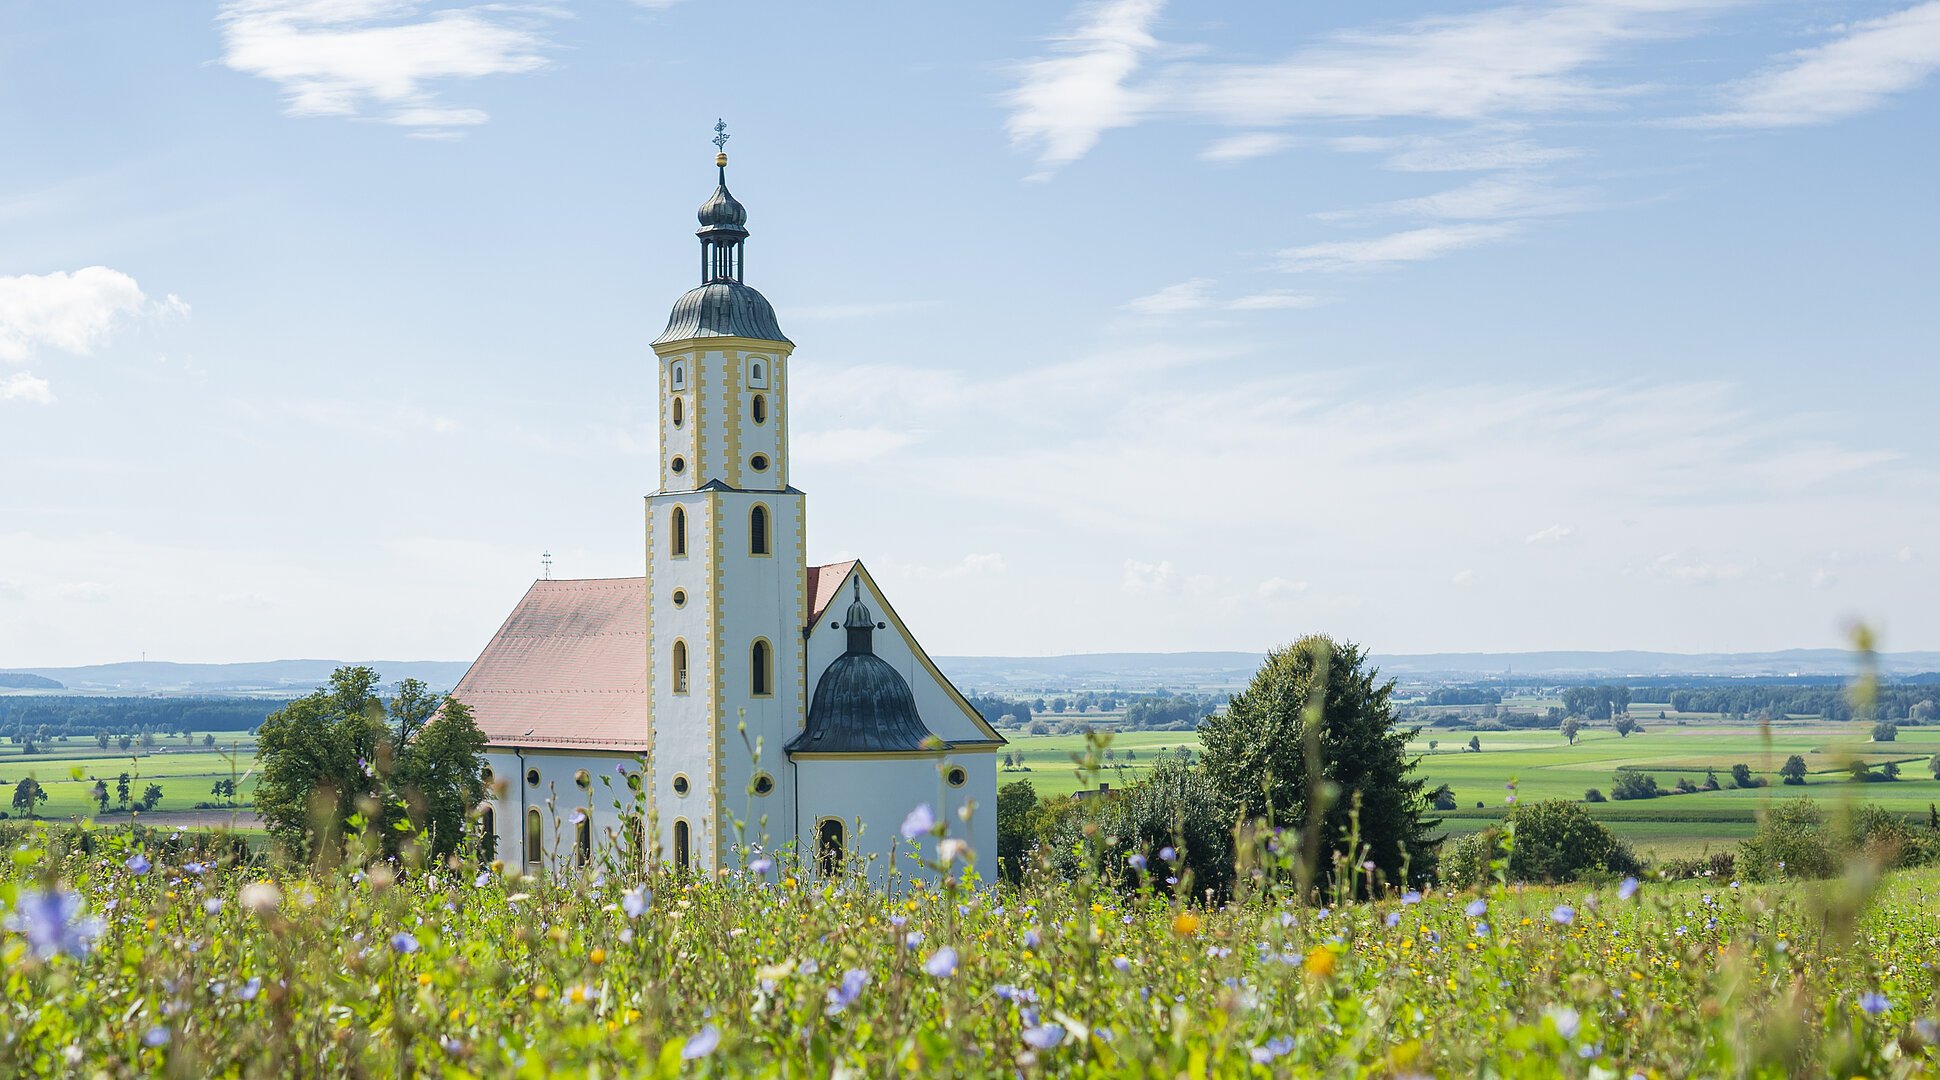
[4,825,1939,1078]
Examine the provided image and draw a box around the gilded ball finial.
[715,151,728,168]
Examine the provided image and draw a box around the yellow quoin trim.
[725,348,743,489]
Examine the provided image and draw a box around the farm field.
[1001,721,1940,861]
[0,734,259,823]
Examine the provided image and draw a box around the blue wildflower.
[900,803,937,840]
[125,853,152,876]
[1551,905,1575,926]
[923,947,958,978]
[1618,877,1640,900]
[4,888,103,959]
[143,1026,170,1048]
[622,886,650,919]
[389,932,420,954]
[1860,992,1889,1017]
[1158,846,1176,862]
[1465,899,1487,918]
[1021,1024,1065,1050]
[826,969,868,1014]
[681,1025,720,1059]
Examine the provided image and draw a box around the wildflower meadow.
[5,809,1939,1078]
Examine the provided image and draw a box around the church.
[452,138,1004,883]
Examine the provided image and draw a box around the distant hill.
[0,660,471,696]
[5,648,1936,697]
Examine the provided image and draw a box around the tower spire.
[696,120,748,284]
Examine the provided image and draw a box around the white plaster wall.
[795,753,996,886]
[482,748,646,873]
[804,569,999,746]
[646,491,718,871]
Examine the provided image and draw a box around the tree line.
[0,697,283,740]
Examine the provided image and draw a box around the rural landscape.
[7,0,1940,1075]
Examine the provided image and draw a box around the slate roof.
[787,581,943,756]
[452,577,650,752]
[651,281,790,346]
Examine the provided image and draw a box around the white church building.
[452,142,1004,882]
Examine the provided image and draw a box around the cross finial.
[712,119,730,153]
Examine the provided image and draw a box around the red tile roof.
[807,560,857,626]
[451,577,651,752]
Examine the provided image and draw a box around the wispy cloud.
[217,0,554,135]
[1125,278,1325,313]
[1336,128,1585,172]
[1683,1,1940,127]
[1525,523,1575,544]
[1004,0,1719,171]
[1004,0,1165,174]
[1276,223,1518,272]
[1318,174,1591,223]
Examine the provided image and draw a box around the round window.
[670,456,686,474]
[946,767,967,788]
[481,766,494,783]
[672,774,691,796]
[672,589,687,607]
[574,769,591,790]
[750,454,769,472]
[752,773,774,796]
[526,768,541,787]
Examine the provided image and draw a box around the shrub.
[1440,800,1640,887]
[1658,851,1735,881]
[1740,798,1938,881]
[1610,772,1661,801]
[1584,788,1606,803]
[1779,755,1808,785]
[1729,763,1754,789]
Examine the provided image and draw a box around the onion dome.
[697,156,748,234]
[788,580,943,755]
[654,127,789,346]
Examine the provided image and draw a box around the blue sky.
[2,0,1937,666]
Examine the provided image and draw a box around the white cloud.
[1899,546,1918,563]
[0,267,159,363]
[1199,131,1295,163]
[1124,278,1215,314]
[1125,279,1324,313]
[61,582,112,603]
[1257,576,1309,598]
[1004,0,1166,173]
[1685,1,1940,127]
[795,426,920,465]
[1277,223,1517,272]
[1321,174,1590,223]
[1340,129,1584,172]
[1122,558,1176,593]
[0,372,53,405]
[1005,0,1718,170]
[1451,569,1476,586]
[1645,552,1744,584]
[217,0,552,134]
[0,580,22,601]
[1525,523,1575,544]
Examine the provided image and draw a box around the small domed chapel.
[453,142,1004,882]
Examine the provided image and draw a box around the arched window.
[674,819,691,872]
[670,361,686,389]
[575,814,591,866]
[751,394,767,424]
[480,806,497,862]
[817,819,845,877]
[672,640,689,694]
[524,808,543,868]
[749,505,770,556]
[748,358,768,388]
[751,639,772,696]
[672,396,684,427]
[670,506,687,557]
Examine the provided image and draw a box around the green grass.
[999,720,1940,861]
[4,821,1936,1075]
[0,734,258,821]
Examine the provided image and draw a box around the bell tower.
[645,123,805,873]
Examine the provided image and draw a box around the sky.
[1,0,1937,666]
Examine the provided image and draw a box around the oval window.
[672,589,687,607]
[481,766,494,784]
[526,768,541,787]
[574,769,591,790]
[673,397,684,426]
[673,774,691,797]
[751,395,767,424]
[750,454,769,472]
[752,773,774,796]
[947,767,967,788]
[671,456,686,474]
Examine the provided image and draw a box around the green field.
[1002,719,1940,860]
[0,734,259,822]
